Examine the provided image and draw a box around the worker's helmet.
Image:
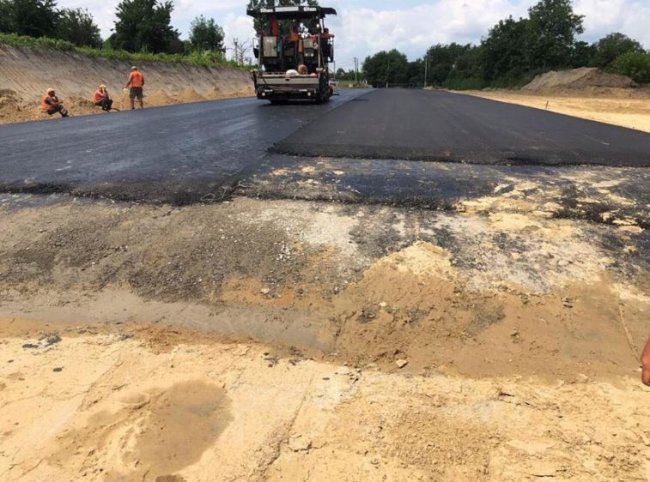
[46,88,55,94]
[99,84,106,89]
[131,66,137,70]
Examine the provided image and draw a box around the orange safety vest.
[93,89,107,103]
[128,71,144,88]
[41,95,54,111]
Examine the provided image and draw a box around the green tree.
[571,40,596,67]
[109,0,181,53]
[362,49,409,87]
[189,15,224,52]
[591,33,644,69]
[0,0,14,33]
[406,58,424,87]
[57,8,101,47]
[481,17,530,82]
[426,42,474,85]
[447,45,485,88]
[335,68,357,81]
[6,0,59,37]
[527,0,584,70]
[611,51,650,84]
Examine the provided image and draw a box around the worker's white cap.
[131,66,137,70]
[46,88,55,93]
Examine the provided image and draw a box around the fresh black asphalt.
[1,88,649,205]
[0,90,364,203]
[272,89,650,166]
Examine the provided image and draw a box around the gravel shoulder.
[462,88,650,133]
[2,320,649,482]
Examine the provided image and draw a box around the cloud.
[330,0,529,68]
[575,0,650,46]
[222,14,255,62]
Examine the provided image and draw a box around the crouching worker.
[41,88,68,117]
[93,84,113,112]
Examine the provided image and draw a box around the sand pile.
[523,67,637,91]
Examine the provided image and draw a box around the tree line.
[361,0,650,88]
[0,0,225,55]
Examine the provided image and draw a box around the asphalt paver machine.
[247,5,337,103]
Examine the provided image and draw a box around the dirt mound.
[523,67,637,91]
[0,44,254,124]
[0,89,23,120]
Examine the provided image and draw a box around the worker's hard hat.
[46,88,55,93]
[99,84,106,89]
[131,66,137,70]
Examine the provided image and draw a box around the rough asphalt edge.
[268,143,650,168]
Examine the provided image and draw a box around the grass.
[0,33,244,69]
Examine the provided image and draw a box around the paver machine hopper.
[247,5,337,104]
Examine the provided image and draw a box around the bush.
[611,51,650,84]
[445,78,487,90]
[0,32,75,50]
[0,32,242,69]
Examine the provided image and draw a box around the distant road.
[1,88,649,204]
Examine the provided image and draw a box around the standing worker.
[125,66,145,110]
[93,84,113,112]
[40,88,69,117]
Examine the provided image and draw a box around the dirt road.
[0,190,649,481]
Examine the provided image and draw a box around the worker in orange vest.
[93,84,113,112]
[125,66,145,110]
[40,88,69,117]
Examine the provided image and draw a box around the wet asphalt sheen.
[0,88,649,204]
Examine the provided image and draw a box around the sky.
[57,0,650,69]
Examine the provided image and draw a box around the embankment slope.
[0,44,253,123]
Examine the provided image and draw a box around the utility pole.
[354,57,359,86]
[424,53,428,89]
[385,60,390,88]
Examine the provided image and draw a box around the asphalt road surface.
[273,89,650,166]
[0,89,366,203]
[1,88,649,205]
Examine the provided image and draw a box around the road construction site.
[1,56,650,480]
